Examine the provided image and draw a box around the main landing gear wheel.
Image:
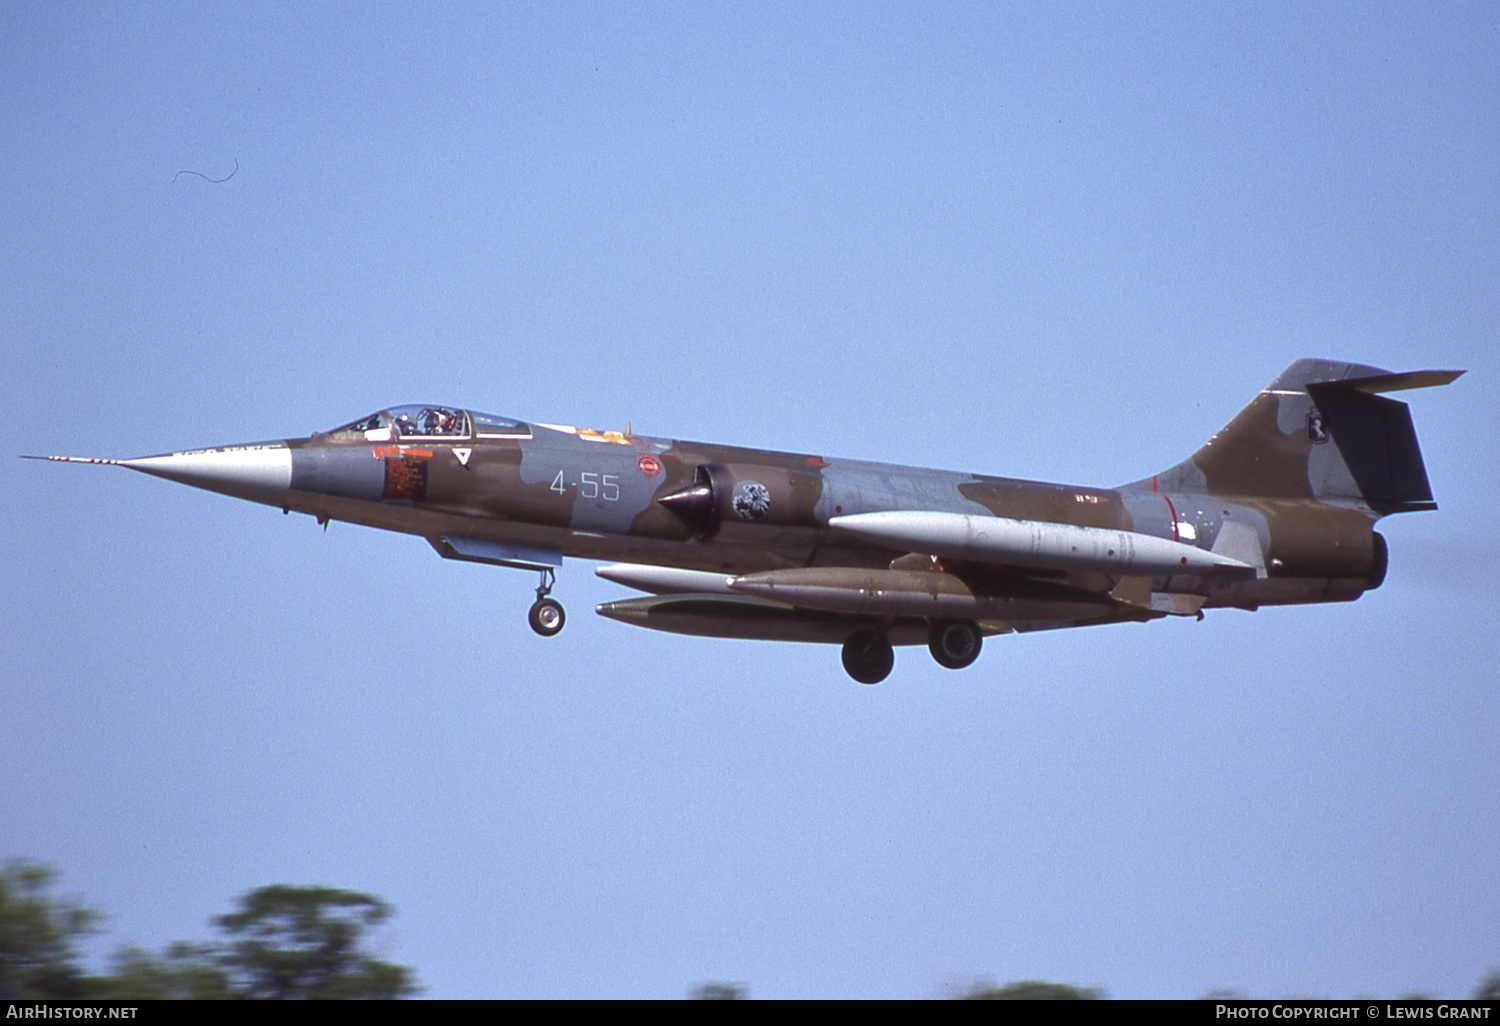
[842,629,894,685]
[528,567,565,637]
[928,619,982,670]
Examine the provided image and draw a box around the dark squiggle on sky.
[173,158,238,184]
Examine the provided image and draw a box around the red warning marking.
[372,447,434,459]
[805,456,829,467]
[1158,490,1181,543]
[637,454,663,476]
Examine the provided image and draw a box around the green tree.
[96,943,231,1000]
[213,885,417,999]
[690,981,747,999]
[0,860,99,1000]
[962,979,1103,1000]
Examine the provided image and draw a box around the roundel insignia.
[636,454,663,477]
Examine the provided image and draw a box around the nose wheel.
[528,569,566,637]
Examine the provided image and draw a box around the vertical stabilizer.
[1128,360,1463,516]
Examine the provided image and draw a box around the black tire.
[841,629,894,685]
[528,598,566,637]
[928,619,982,670]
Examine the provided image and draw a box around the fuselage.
[130,409,1385,613]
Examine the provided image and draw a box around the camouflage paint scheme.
[32,359,1461,682]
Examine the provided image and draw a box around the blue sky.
[3,2,1496,999]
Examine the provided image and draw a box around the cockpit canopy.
[325,405,529,441]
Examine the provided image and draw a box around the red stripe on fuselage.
[1149,475,1181,542]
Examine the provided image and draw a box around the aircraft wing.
[593,558,1188,646]
[593,590,992,646]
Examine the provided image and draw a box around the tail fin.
[1131,359,1463,516]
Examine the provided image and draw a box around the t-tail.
[1134,359,1464,518]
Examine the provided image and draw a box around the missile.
[595,563,737,595]
[828,510,1252,577]
[726,567,1124,622]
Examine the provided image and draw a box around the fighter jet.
[28,359,1461,683]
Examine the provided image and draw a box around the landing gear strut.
[928,619,982,669]
[841,629,894,685]
[528,568,565,637]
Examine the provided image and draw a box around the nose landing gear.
[528,568,566,637]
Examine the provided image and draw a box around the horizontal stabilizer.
[1333,369,1464,394]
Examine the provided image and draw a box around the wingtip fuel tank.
[828,511,1254,578]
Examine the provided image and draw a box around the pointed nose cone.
[595,599,647,626]
[122,441,293,505]
[657,481,715,531]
